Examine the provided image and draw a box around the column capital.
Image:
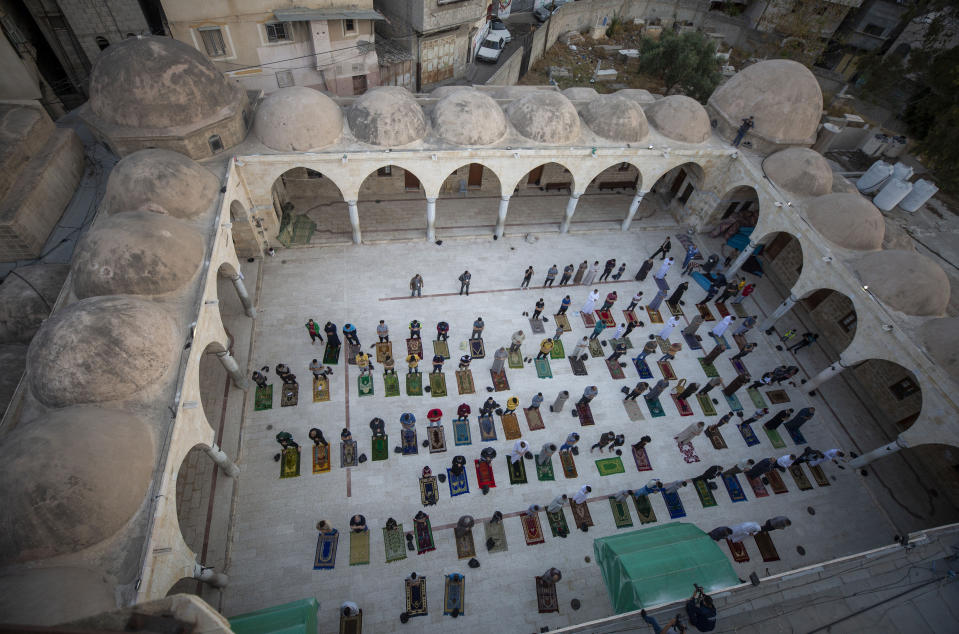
[570,192,581,200]
[501,195,511,202]
[347,199,357,206]
[426,197,437,204]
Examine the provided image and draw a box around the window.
[275,69,294,88]
[352,74,368,95]
[838,310,857,333]
[889,377,919,401]
[377,166,392,177]
[344,19,356,34]
[208,134,223,154]
[96,36,109,50]
[266,22,290,42]
[199,27,227,57]
[862,23,885,37]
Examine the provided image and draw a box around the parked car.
[533,6,551,22]
[476,32,507,63]
[489,18,511,43]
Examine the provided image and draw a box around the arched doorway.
[357,165,428,241]
[229,200,260,258]
[435,163,501,238]
[573,161,642,229]
[270,167,347,245]
[710,185,759,242]
[756,231,803,289]
[505,162,575,234]
[646,162,705,219]
[798,288,858,355]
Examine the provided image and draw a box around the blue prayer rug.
[738,423,760,447]
[662,489,686,519]
[453,418,471,445]
[447,468,469,497]
[313,529,338,569]
[722,473,748,502]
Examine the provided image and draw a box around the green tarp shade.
[593,523,740,613]
[229,598,319,634]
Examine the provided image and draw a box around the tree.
[902,45,959,190]
[637,30,721,102]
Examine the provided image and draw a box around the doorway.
[526,165,544,187]
[468,163,483,189]
[405,170,421,191]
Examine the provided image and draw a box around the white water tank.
[899,179,938,213]
[860,133,890,157]
[883,136,908,158]
[857,160,893,194]
[892,161,914,181]
[873,178,913,212]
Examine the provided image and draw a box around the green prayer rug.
[429,372,447,397]
[254,384,273,411]
[550,339,565,359]
[609,498,633,528]
[546,508,569,537]
[588,338,603,357]
[747,387,767,409]
[698,357,719,378]
[406,372,423,396]
[349,530,370,566]
[696,392,718,416]
[323,344,340,364]
[535,357,552,379]
[280,447,300,478]
[693,478,718,508]
[358,373,373,397]
[508,348,524,369]
[372,436,388,461]
[644,396,665,418]
[384,373,400,397]
[455,369,475,395]
[507,455,528,484]
[632,494,657,524]
[595,456,626,476]
[765,427,786,449]
[536,456,555,481]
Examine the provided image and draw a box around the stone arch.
[270,167,347,246]
[794,286,859,360]
[165,577,201,597]
[229,200,259,258]
[501,161,577,234]
[355,164,430,241]
[642,161,706,221]
[435,162,503,238]
[848,358,923,433]
[754,230,804,289]
[175,441,219,556]
[570,159,644,229]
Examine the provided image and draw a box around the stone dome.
[614,88,656,104]
[805,193,884,251]
[431,89,507,146]
[763,147,833,196]
[102,149,219,219]
[507,91,581,144]
[708,59,822,147]
[27,296,180,408]
[254,87,343,151]
[0,407,155,564]
[88,36,243,130]
[562,87,599,101]
[644,95,711,144]
[71,211,205,299]
[855,250,950,317]
[347,86,427,146]
[0,567,115,625]
[582,94,649,142]
[920,318,959,377]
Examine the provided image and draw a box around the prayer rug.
[406,338,423,359]
[632,445,653,471]
[705,427,728,450]
[656,336,671,355]
[341,440,358,467]
[478,415,497,441]
[662,490,687,519]
[789,464,813,491]
[698,358,719,378]
[560,450,578,478]
[536,455,555,481]
[646,306,664,324]
[313,530,338,569]
[655,276,670,291]
[507,455,528,484]
[766,389,790,404]
[535,357,553,379]
[429,372,447,397]
[731,359,749,377]
[725,393,743,412]
[633,494,657,524]
[529,318,545,334]
[536,577,559,614]
[767,469,789,494]
[312,444,331,473]
[371,436,388,462]
[764,427,786,449]
[809,464,831,487]
[693,478,718,508]
[455,529,475,559]
[569,499,594,528]
[576,402,595,426]
[733,334,749,351]
[586,339,603,359]
[501,412,521,440]
[747,476,769,498]
[254,384,273,410]
[581,311,597,328]
[414,515,435,554]
[384,373,400,397]
[610,336,633,350]
[667,301,684,317]
[624,309,640,325]
[419,474,439,506]
[683,332,703,351]
[671,394,694,416]
[697,303,716,321]
[726,538,749,563]
[550,338,565,359]
[280,383,298,407]
[722,473,747,502]
[787,427,807,445]
[484,520,508,553]
[524,407,545,431]
[610,498,633,528]
[406,576,428,616]
[475,459,496,489]
[739,423,760,446]
[607,359,626,379]
[312,376,331,402]
[447,468,469,497]
[522,512,546,545]
[754,531,780,562]
[715,302,730,318]
[455,369,474,395]
[280,447,300,478]
[624,399,645,422]
[732,302,749,318]
[634,358,653,379]
[490,369,509,391]
[469,339,485,359]
[678,440,701,463]
[427,425,446,453]
[433,339,450,359]
[554,313,571,331]
[644,396,665,418]
[347,343,361,365]
[323,344,340,365]
[375,341,392,363]
[595,456,626,476]
[406,372,423,396]
[444,574,466,616]
[596,309,615,327]
[383,525,406,563]
[508,348,524,369]
[401,429,418,455]
[711,334,730,351]
[357,373,373,397]
[747,387,767,409]
[453,418,471,446]
[696,393,718,416]
[349,530,370,566]
[546,508,569,537]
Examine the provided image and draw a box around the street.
[466,12,540,85]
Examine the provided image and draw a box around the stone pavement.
[218,226,923,633]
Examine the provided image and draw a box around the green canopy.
[229,598,319,634]
[593,523,740,613]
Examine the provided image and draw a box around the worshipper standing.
[560,263,574,286]
[674,421,706,444]
[710,315,734,337]
[582,261,601,285]
[532,298,545,319]
[324,321,340,347]
[783,407,816,435]
[627,290,644,311]
[654,257,674,280]
[658,316,681,340]
[458,270,471,295]
[651,237,672,260]
[376,320,389,342]
[635,258,655,281]
[544,265,559,287]
[599,258,617,281]
[530,392,544,409]
[559,295,572,314]
[624,381,649,401]
[572,337,589,361]
[732,116,754,147]
[581,289,601,314]
[305,319,323,344]
[578,385,598,406]
[589,320,607,340]
[537,339,554,359]
[788,332,819,354]
[732,282,755,304]
[573,260,588,284]
[410,274,423,298]
[520,266,533,288]
[612,262,627,280]
[471,317,484,339]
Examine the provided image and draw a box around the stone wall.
[58,0,149,63]
[486,46,524,85]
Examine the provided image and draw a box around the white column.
[848,436,909,469]
[426,197,437,242]
[193,562,228,588]
[230,274,255,319]
[204,442,240,478]
[560,193,580,233]
[725,241,756,276]
[216,350,249,390]
[760,294,798,333]
[622,190,648,231]
[347,199,361,244]
[806,362,846,394]
[495,195,510,238]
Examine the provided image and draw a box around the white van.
[476,32,507,63]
